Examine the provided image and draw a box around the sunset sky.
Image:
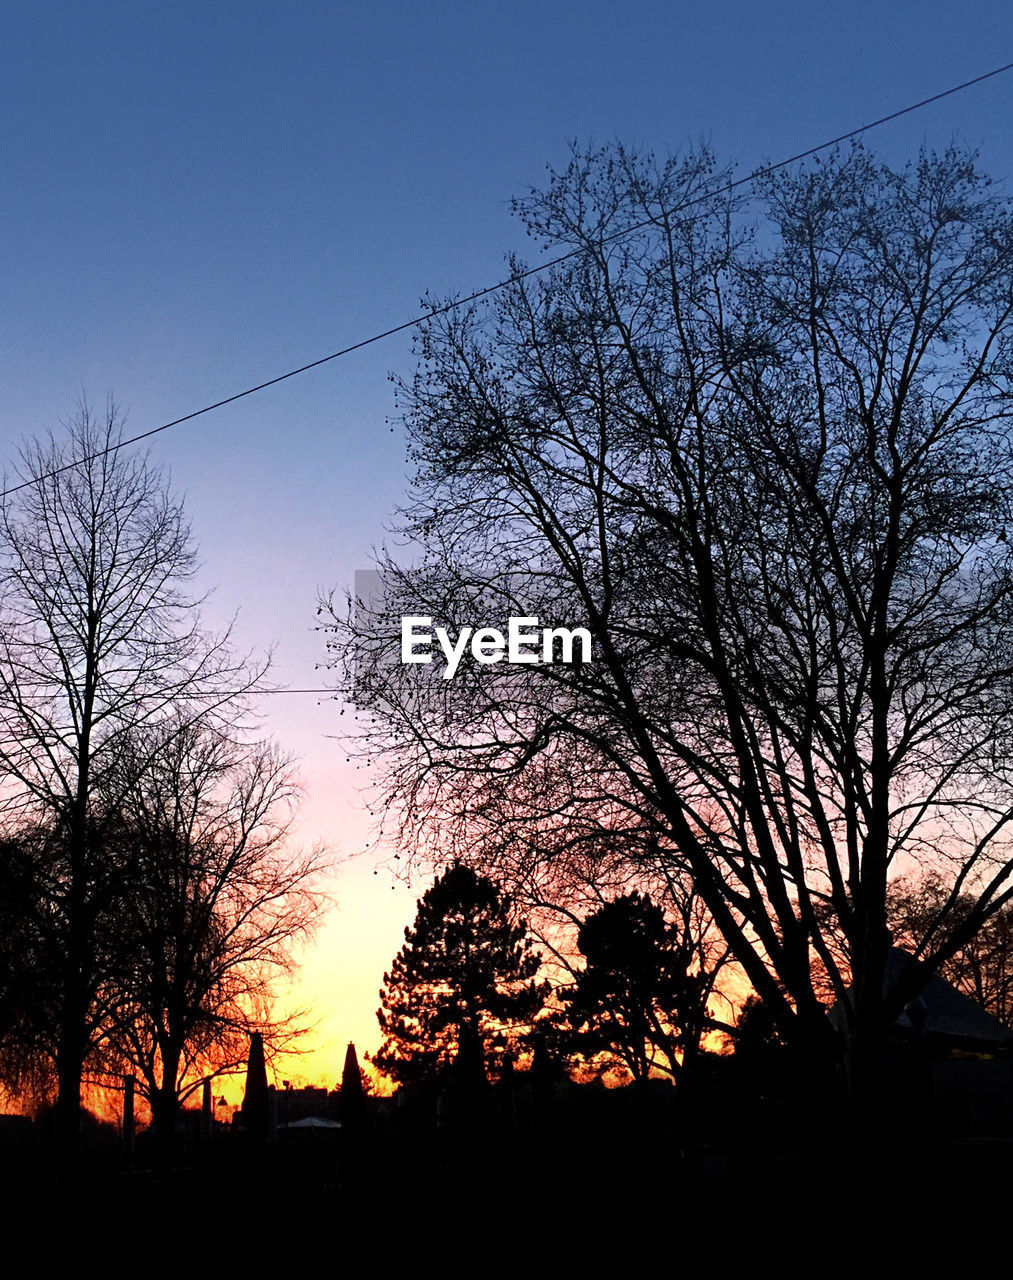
[2,0,1013,1094]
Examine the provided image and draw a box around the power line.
[257,688,334,695]
[199,688,338,695]
[3,59,1012,503]
[262,688,334,693]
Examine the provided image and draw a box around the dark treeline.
[368,861,1013,1171]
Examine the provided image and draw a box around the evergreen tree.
[340,1041,366,1132]
[372,863,547,1089]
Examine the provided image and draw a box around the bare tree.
[0,400,262,1158]
[882,873,1013,1026]
[326,140,1013,1120]
[91,714,325,1152]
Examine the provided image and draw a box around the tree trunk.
[56,828,89,1171]
[153,1047,182,1164]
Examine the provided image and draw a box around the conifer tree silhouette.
[372,863,546,1089]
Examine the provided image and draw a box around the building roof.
[830,948,1013,1046]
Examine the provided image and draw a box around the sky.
[2,0,1013,1093]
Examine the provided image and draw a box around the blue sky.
[2,0,1012,1083]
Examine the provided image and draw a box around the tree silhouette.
[372,863,547,1089]
[560,891,716,1085]
[888,874,1013,1026]
[0,401,266,1159]
[92,714,324,1152]
[331,140,1013,1113]
[339,1040,367,1132]
[0,827,59,1103]
[341,1041,365,1100]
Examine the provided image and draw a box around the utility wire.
[3,59,1012,503]
[210,688,337,695]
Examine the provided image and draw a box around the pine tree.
[372,863,547,1089]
